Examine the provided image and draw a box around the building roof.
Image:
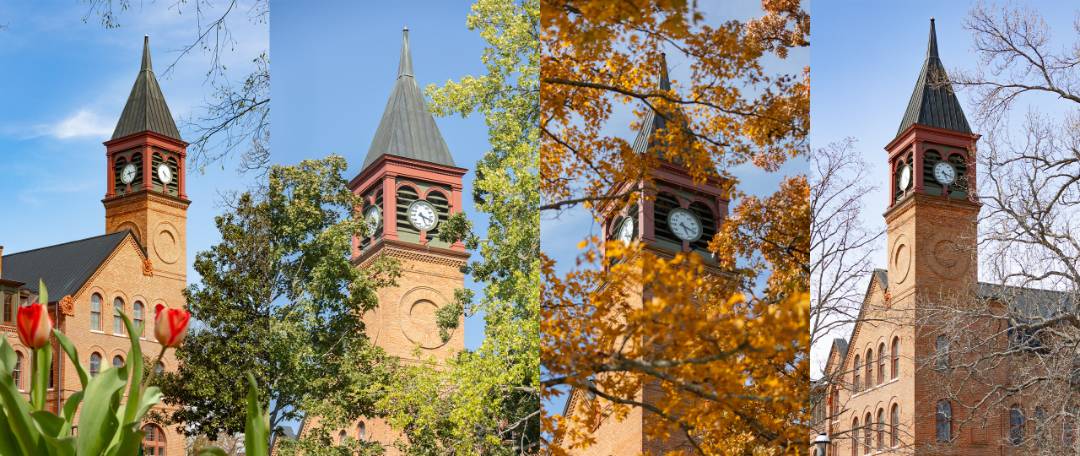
[872,269,1073,318]
[0,231,130,300]
[362,28,455,169]
[831,338,849,359]
[631,54,672,155]
[896,19,971,136]
[112,36,182,141]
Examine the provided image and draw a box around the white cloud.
[47,109,114,139]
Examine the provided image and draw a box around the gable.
[1,231,131,300]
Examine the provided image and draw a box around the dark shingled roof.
[873,269,1074,317]
[1,231,129,300]
[112,36,182,141]
[896,19,971,137]
[832,338,849,359]
[362,28,455,169]
[631,54,672,155]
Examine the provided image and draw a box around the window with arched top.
[877,408,885,449]
[935,335,949,371]
[112,355,124,369]
[338,430,347,443]
[863,412,872,454]
[89,353,102,377]
[357,421,366,440]
[877,342,885,384]
[864,348,873,389]
[853,355,861,392]
[3,293,13,323]
[936,400,952,442]
[13,352,23,390]
[113,297,125,335]
[891,337,899,379]
[1009,405,1024,446]
[142,424,166,456]
[890,404,900,447]
[1064,410,1077,447]
[133,301,145,337]
[851,417,859,456]
[90,294,102,331]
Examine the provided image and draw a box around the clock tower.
[103,36,189,281]
[345,28,468,452]
[883,18,980,301]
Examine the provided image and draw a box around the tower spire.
[112,35,182,141]
[895,18,970,136]
[398,26,413,78]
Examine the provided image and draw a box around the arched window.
[112,355,124,369]
[142,424,166,456]
[936,400,952,442]
[891,337,900,379]
[357,421,366,441]
[863,412,872,454]
[1009,406,1024,445]
[851,417,859,456]
[133,301,145,337]
[90,294,102,331]
[890,403,900,447]
[338,430,347,443]
[89,353,102,377]
[113,297,125,335]
[853,355,861,393]
[13,352,23,390]
[877,408,885,449]
[4,293,14,323]
[155,362,165,376]
[877,343,886,384]
[865,348,873,389]
[1064,410,1076,447]
[935,335,949,371]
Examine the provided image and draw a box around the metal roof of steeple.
[896,19,972,136]
[362,27,455,169]
[631,53,672,155]
[112,36,182,141]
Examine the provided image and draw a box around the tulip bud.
[154,305,190,348]
[16,303,52,349]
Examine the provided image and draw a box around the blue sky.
[809,1,1079,375]
[0,2,266,278]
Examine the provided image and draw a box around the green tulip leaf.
[30,410,65,436]
[0,404,25,456]
[245,373,269,456]
[76,366,126,456]
[119,312,145,427]
[38,279,48,308]
[0,339,42,454]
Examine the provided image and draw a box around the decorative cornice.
[102,189,191,209]
[59,295,75,316]
[355,239,468,269]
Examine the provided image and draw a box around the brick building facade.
[0,36,188,456]
[814,20,1076,456]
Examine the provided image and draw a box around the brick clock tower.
[561,56,730,456]
[103,36,189,282]
[346,28,468,452]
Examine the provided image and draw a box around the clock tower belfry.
[103,36,189,281]
[884,19,980,300]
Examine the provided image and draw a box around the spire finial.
[141,35,152,71]
[658,52,670,91]
[398,27,413,78]
[927,18,939,60]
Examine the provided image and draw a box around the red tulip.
[16,303,52,349]
[154,305,190,348]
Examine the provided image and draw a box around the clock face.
[120,163,138,185]
[667,208,702,242]
[616,217,635,244]
[933,161,956,185]
[364,206,381,232]
[898,164,912,190]
[407,200,438,231]
[157,164,173,185]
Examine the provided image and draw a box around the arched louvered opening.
[947,153,968,199]
[151,152,165,192]
[165,156,180,196]
[396,185,421,237]
[653,192,681,246]
[922,150,944,196]
[361,189,383,250]
[114,156,129,194]
[688,201,717,251]
[425,190,451,240]
[129,152,144,189]
[894,150,914,201]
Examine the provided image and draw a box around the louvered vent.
[426,190,451,238]
[922,150,943,196]
[361,189,383,250]
[151,152,165,192]
[114,156,129,194]
[396,186,420,236]
[894,150,913,201]
[165,157,179,196]
[947,153,968,199]
[654,192,680,245]
[689,202,717,251]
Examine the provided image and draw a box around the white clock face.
[616,217,635,244]
[364,206,381,232]
[157,163,173,185]
[933,161,956,185]
[667,208,702,242]
[407,200,438,231]
[120,163,137,185]
[898,164,912,190]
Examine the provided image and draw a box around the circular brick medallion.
[892,235,911,285]
[398,287,452,349]
[154,223,180,264]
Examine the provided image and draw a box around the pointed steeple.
[112,36,182,141]
[362,28,455,169]
[632,53,672,154]
[896,18,971,136]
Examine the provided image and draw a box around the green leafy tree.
[159,157,400,444]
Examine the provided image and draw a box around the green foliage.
[160,156,400,442]
[0,291,164,456]
[380,0,542,453]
